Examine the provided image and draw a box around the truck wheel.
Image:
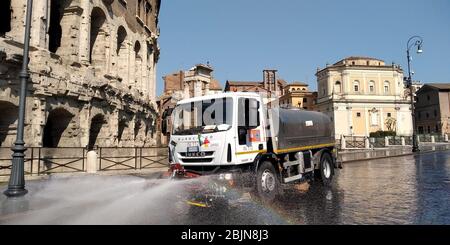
[253,161,280,204]
[315,153,334,186]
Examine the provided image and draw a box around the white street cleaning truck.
[168,92,341,206]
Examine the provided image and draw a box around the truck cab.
[169,92,266,170]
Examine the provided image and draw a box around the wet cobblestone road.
[181,150,450,225]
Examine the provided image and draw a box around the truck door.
[235,98,266,164]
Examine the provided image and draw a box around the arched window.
[137,0,143,19]
[353,80,360,93]
[334,81,341,94]
[145,1,152,26]
[48,0,63,53]
[0,0,11,36]
[384,81,390,94]
[117,26,127,55]
[134,41,142,89]
[369,80,375,93]
[90,7,107,73]
[117,26,128,82]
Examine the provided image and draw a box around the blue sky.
[156,0,450,95]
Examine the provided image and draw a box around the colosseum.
[0,0,161,149]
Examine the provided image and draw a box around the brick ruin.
[0,0,161,148]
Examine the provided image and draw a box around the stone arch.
[90,7,107,74]
[43,108,74,148]
[0,101,18,147]
[116,26,128,83]
[0,0,11,37]
[88,114,106,150]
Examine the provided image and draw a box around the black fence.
[388,136,403,146]
[98,147,168,171]
[370,137,386,148]
[1,147,169,177]
[344,136,366,148]
[0,147,86,177]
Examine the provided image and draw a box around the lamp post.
[406,36,423,153]
[3,0,34,197]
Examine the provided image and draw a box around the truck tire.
[253,161,280,204]
[315,152,334,186]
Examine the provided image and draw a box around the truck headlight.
[219,173,233,180]
[224,173,233,180]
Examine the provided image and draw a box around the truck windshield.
[172,98,233,135]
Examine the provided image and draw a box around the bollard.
[341,136,346,150]
[385,137,390,147]
[365,137,370,149]
[445,134,449,143]
[86,150,98,174]
[431,135,435,143]
[401,137,406,146]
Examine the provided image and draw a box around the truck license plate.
[187,146,199,153]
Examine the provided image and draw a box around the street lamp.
[3,0,34,197]
[406,35,424,153]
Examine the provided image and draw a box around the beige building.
[316,57,413,138]
[0,0,161,148]
[415,83,450,134]
[157,64,223,145]
[278,82,317,110]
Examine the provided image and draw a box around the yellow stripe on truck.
[236,150,267,155]
[274,143,335,154]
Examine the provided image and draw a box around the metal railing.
[1,147,169,177]
[370,137,386,148]
[0,147,86,177]
[388,136,403,146]
[98,147,168,171]
[344,136,366,148]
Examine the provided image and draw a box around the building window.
[0,0,11,36]
[387,113,392,118]
[426,113,429,119]
[427,95,431,101]
[137,0,143,19]
[434,110,438,118]
[427,126,431,133]
[357,112,361,117]
[145,1,152,26]
[369,81,375,93]
[303,98,308,103]
[334,81,341,94]
[371,112,379,126]
[384,81,390,94]
[418,112,421,119]
[353,80,360,92]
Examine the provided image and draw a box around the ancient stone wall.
[0,0,161,148]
